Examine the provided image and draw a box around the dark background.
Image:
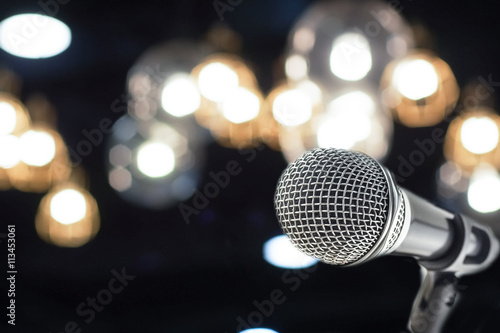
[1,0,500,332]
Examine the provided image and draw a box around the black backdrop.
[1,0,500,332]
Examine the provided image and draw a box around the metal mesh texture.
[274,148,390,265]
[383,190,405,253]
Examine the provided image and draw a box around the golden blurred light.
[467,164,500,213]
[50,189,87,225]
[222,87,260,124]
[0,135,21,168]
[0,101,17,135]
[161,73,201,117]
[460,116,499,154]
[19,129,56,167]
[198,62,239,102]
[381,50,459,127]
[36,183,100,247]
[0,14,71,59]
[0,93,30,134]
[393,59,439,100]
[329,32,373,82]
[137,141,176,178]
[444,108,500,172]
[317,91,374,149]
[192,54,262,148]
[285,54,308,81]
[260,80,324,151]
[7,126,71,192]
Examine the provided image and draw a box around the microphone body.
[274,148,499,275]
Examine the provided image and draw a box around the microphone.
[274,147,499,274]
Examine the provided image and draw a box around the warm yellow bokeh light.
[0,101,17,135]
[0,134,21,168]
[394,59,438,100]
[198,62,239,102]
[221,87,260,124]
[460,116,499,154]
[137,141,175,178]
[317,91,375,149]
[19,130,56,167]
[161,73,201,117]
[50,189,87,225]
[272,89,312,127]
[467,164,500,213]
[329,32,372,81]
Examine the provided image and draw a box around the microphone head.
[274,148,403,266]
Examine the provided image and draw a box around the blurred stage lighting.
[436,161,468,199]
[192,54,263,148]
[239,328,279,333]
[0,14,71,59]
[285,0,414,91]
[279,88,392,163]
[264,235,318,269]
[127,39,212,122]
[444,108,500,172]
[36,181,100,247]
[467,164,500,214]
[107,115,207,209]
[6,125,71,193]
[381,50,459,127]
[261,79,324,150]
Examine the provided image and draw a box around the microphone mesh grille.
[274,148,390,265]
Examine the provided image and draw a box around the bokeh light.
[137,141,176,178]
[0,14,71,59]
[161,73,201,117]
[19,129,56,167]
[467,164,500,213]
[460,116,499,154]
[329,32,372,82]
[264,235,318,269]
[50,189,88,225]
[198,62,239,102]
[381,50,459,127]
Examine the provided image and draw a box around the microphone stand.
[408,268,458,333]
[406,214,499,333]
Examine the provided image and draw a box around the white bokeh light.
[50,189,87,225]
[19,130,56,167]
[161,73,201,117]
[329,32,372,81]
[273,89,312,127]
[264,235,318,269]
[467,164,500,213]
[285,54,308,81]
[222,87,260,124]
[239,329,279,333]
[460,116,499,154]
[0,102,17,135]
[317,91,375,149]
[0,14,71,59]
[137,141,175,178]
[394,59,439,100]
[198,62,239,102]
[0,134,21,168]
